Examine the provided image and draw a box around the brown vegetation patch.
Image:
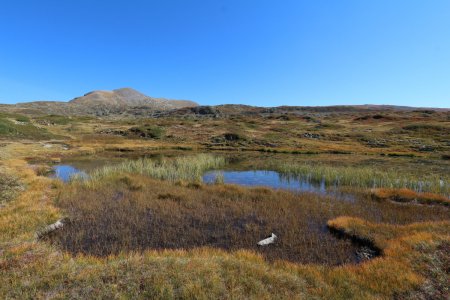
[353,114,396,122]
[49,175,449,265]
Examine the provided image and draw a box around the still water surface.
[52,165,354,200]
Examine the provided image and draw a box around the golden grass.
[0,141,449,298]
[372,188,450,206]
[0,159,446,298]
[0,167,22,205]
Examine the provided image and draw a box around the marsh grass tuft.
[213,171,225,184]
[84,154,225,183]
[0,169,22,205]
[33,165,54,177]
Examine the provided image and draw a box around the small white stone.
[257,233,277,246]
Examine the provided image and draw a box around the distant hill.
[70,88,197,109]
[0,88,198,116]
[0,90,448,118]
[155,104,450,118]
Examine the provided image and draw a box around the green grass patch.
[0,117,54,140]
[128,125,166,139]
[15,115,30,123]
[402,123,449,133]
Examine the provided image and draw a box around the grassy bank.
[371,188,450,206]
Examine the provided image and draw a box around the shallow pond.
[49,151,449,196]
[51,164,354,200]
[51,165,88,182]
[203,170,355,201]
[45,152,449,265]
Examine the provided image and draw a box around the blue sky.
[0,0,449,107]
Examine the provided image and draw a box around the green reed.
[276,163,449,195]
[75,154,226,185]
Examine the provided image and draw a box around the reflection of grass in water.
[276,163,449,194]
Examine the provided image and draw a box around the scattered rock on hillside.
[303,133,321,139]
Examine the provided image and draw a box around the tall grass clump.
[213,171,225,184]
[0,169,22,205]
[276,163,449,195]
[83,154,225,184]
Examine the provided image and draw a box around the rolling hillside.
[1,88,198,116]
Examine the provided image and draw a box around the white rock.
[257,233,277,246]
[36,219,65,239]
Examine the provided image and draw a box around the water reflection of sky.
[51,165,88,182]
[51,165,355,201]
[203,170,354,201]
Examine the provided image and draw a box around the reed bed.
[74,154,225,185]
[276,163,449,195]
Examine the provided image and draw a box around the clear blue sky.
[0,0,449,107]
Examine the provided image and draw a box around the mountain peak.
[69,88,198,110]
[111,88,149,102]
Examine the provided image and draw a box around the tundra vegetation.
[0,106,449,299]
[0,168,22,206]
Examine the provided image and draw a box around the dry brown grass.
[48,174,449,267]
[31,164,54,176]
[50,176,357,265]
[1,155,449,299]
[0,167,22,205]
